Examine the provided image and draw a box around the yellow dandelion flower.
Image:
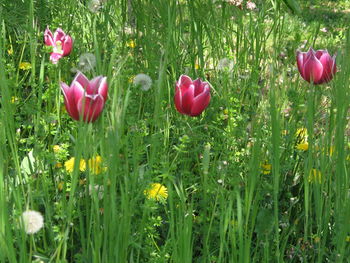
[309,169,322,183]
[11,96,19,103]
[64,157,86,173]
[144,183,168,201]
[53,145,61,153]
[7,46,13,55]
[128,75,135,83]
[19,62,32,70]
[261,162,272,175]
[127,40,136,48]
[223,109,229,115]
[87,155,106,175]
[296,142,309,151]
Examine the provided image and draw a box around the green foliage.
[0,0,350,262]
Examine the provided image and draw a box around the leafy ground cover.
[0,0,350,262]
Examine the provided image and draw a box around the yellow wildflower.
[144,183,168,201]
[87,155,106,175]
[53,145,61,153]
[64,157,86,173]
[195,63,200,70]
[11,96,19,103]
[55,162,63,168]
[128,75,135,83]
[7,46,13,55]
[19,62,32,70]
[261,162,272,175]
[309,169,322,183]
[296,142,309,151]
[127,40,136,48]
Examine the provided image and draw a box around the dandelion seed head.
[22,210,44,234]
[133,73,152,91]
[218,58,234,71]
[78,53,96,73]
[88,0,105,13]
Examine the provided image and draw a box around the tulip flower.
[296,48,336,85]
[60,72,108,123]
[174,75,211,116]
[44,27,73,64]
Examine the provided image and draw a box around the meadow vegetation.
[0,0,350,262]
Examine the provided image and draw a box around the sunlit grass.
[0,0,349,262]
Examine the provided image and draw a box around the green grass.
[0,0,350,262]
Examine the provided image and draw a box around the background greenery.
[0,0,350,262]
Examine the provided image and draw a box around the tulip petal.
[315,50,326,59]
[191,86,210,116]
[193,78,205,97]
[53,28,66,43]
[317,52,335,84]
[60,82,80,120]
[97,77,108,101]
[181,85,195,115]
[77,94,105,122]
[71,81,85,105]
[44,27,54,46]
[303,52,323,84]
[72,72,90,90]
[62,35,73,56]
[176,75,193,92]
[174,89,185,114]
[50,53,63,64]
[296,51,306,78]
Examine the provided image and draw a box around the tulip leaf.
[282,0,301,15]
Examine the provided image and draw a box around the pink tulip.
[174,75,211,116]
[44,27,73,64]
[296,48,336,85]
[60,72,108,123]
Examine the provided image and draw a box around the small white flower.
[78,53,96,73]
[88,0,105,13]
[133,73,152,91]
[218,58,234,71]
[246,1,256,10]
[22,210,44,234]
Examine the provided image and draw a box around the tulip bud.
[174,75,211,116]
[296,48,336,85]
[60,72,108,123]
[44,27,73,64]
